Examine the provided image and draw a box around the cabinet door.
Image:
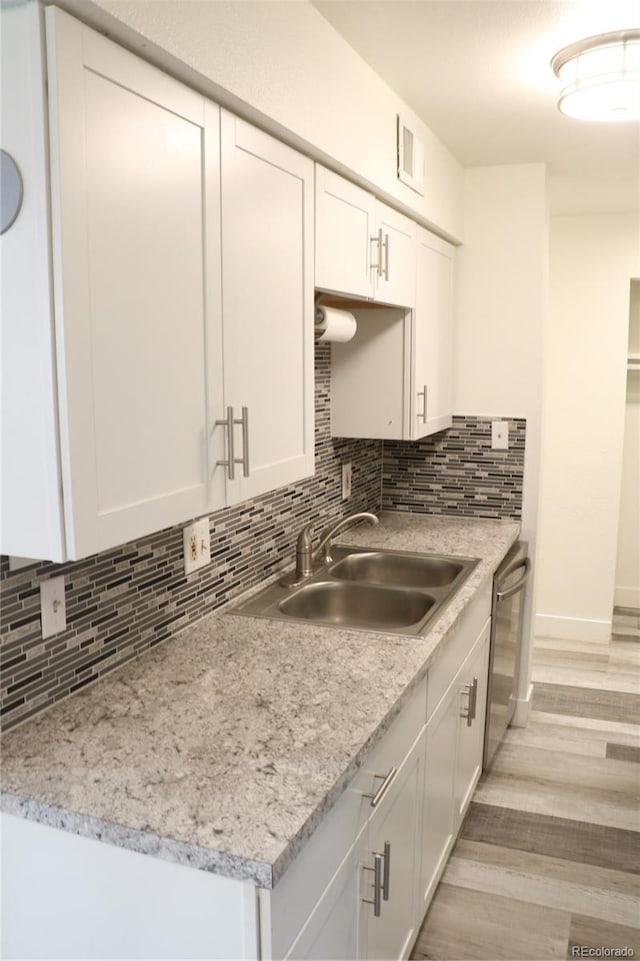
[220,112,314,504]
[285,830,367,961]
[315,165,375,300]
[454,620,491,824]
[373,204,416,308]
[419,681,457,918]
[46,8,221,559]
[361,729,424,961]
[411,228,454,440]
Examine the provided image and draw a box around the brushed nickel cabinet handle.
[418,384,428,424]
[215,406,236,480]
[239,406,250,478]
[461,677,479,727]
[363,767,397,807]
[370,228,384,277]
[382,232,389,281]
[362,852,383,916]
[215,407,250,480]
[382,840,391,901]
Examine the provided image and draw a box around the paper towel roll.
[315,305,357,343]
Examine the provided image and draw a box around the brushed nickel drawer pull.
[363,767,398,807]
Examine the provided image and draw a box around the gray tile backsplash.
[382,416,525,519]
[1,348,525,730]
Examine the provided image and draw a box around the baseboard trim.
[614,587,640,610]
[534,613,611,642]
[510,683,533,728]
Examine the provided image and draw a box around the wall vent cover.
[397,114,425,195]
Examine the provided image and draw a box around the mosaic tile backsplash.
[1,340,525,730]
[0,340,382,730]
[382,416,525,519]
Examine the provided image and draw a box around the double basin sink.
[231,546,479,636]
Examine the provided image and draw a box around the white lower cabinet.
[454,622,491,822]
[360,729,424,961]
[2,586,493,961]
[419,610,491,915]
[267,587,492,961]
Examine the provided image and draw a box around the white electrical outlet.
[342,462,352,499]
[183,517,211,575]
[491,420,509,450]
[40,575,66,639]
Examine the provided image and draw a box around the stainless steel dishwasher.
[483,541,531,770]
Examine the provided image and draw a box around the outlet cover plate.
[183,518,211,575]
[40,575,66,639]
[491,420,509,450]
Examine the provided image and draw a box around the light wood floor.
[411,611,640,961]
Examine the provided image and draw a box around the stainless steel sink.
[328,551,464,588]
[230,546,479,637]
[279,581,435,630]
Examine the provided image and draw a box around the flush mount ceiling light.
[551,29,640,121]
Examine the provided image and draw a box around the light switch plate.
[491,420,509,450]
[183,518,211,575]
[40,575,66,639]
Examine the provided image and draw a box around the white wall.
[60,0,463,240]
[536,214,640,641]
[615,278,640,611]
[454,163,548,721]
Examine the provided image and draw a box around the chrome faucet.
[284,512,379,586]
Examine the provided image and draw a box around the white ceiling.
[312,0,640,213]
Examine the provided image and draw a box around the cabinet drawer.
[427,583,491,722]
[265,675,426,960]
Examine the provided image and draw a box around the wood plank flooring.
[411,612,640,961]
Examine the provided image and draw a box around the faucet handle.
[296,521,315,552]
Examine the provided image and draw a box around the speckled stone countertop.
[0,512,519,889]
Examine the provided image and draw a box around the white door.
[46,8,222,559]
[315,165,375,300]
[373,203,416,308]
[454,621,491,824]
[412,229,454,439]
[361,730,424,961]
[219,112,314,504]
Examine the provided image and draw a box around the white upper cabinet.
[411,228,455,440]
[219,113,314,506]
[7,6,221,562]
[0,6,314,563]
[373,203,416,310]
[331,228,454,442]
[50,9,224,559]
[315,166,375,301]
[315,166,415,308]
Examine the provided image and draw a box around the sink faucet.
[285,512,379,585]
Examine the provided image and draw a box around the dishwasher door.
[483,541,531,770]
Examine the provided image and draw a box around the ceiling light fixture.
[551,29,640,122]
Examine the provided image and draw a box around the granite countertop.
[0,512,519,889]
